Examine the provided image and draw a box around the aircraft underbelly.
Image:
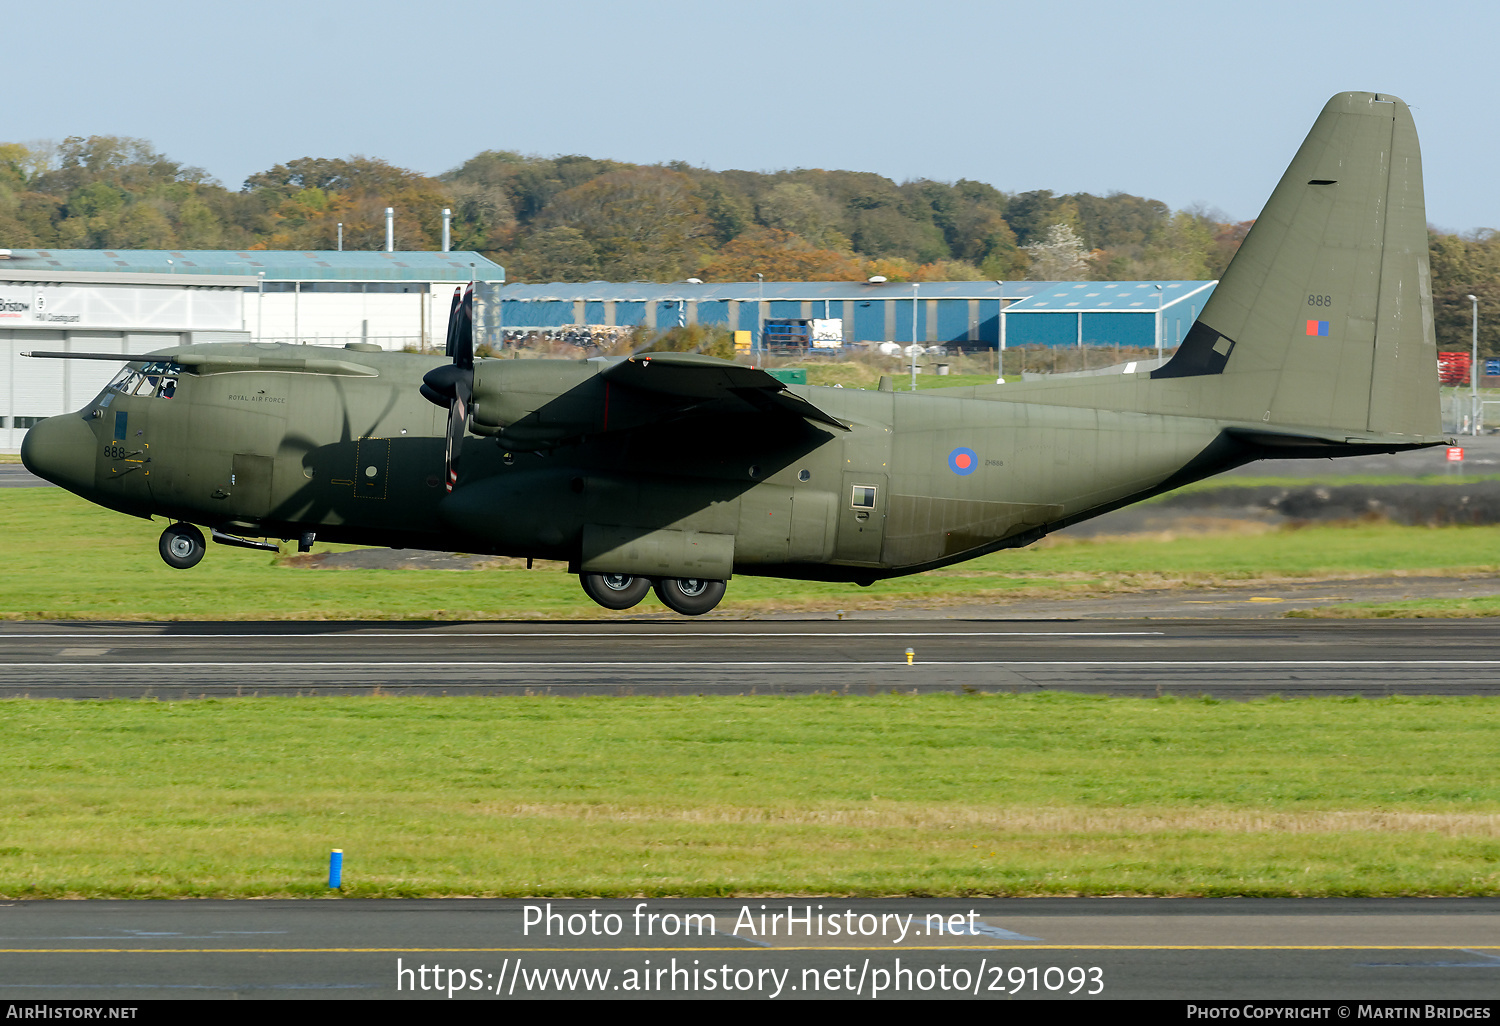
[882,494,1060,567]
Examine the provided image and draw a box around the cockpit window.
[107,367,143,395]
[107,361,180,399]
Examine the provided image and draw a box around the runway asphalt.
[4,622,1498,1004]
[4,618,1500,699]
[0,898,1496,1001]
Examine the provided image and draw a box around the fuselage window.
[851,484,878,509]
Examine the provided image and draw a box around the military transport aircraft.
[21,93,1446,616]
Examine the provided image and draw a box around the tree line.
[0,135,1494,354]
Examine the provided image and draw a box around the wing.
[467,352,848,449]
[601,353,848,431]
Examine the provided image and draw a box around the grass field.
[2,488,1499,620]
[4,488,1499,899]
[1,693,1496,898]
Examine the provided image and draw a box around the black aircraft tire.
[653,577,726,616]
[580,573,651,610]
[159,523,206,570]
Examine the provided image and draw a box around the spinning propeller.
[420,284,474,492]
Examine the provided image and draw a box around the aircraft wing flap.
[727,385,849,430]
[601,352,847,430]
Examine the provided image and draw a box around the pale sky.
[12,0,1498,231]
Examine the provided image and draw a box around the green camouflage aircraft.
[21,92,1447,615]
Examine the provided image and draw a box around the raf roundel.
[948,447,979,476]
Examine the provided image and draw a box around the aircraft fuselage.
[27,344,1231,585]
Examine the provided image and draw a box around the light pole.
[1469,294,1480,435]
[910,281,920,391]
[755,272,764,364]
[1154,284,1164,362]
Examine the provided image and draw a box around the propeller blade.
[443,376,471,492]
[432,282,478,490]
[443,287,462,358]
[453,284,474,369]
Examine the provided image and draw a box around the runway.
[4,618,1500,699]
[0,898,1496,1000]
[5,621,1498,1002]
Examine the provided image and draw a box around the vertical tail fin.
[1153,92,1439,440]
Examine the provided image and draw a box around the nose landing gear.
[159,523,206,569]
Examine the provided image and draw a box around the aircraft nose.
[20,414,97,492]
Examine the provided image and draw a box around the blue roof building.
[483,279,1216,351]
[1000,280,1216,350]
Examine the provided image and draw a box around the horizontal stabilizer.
[1224,425,1449,455]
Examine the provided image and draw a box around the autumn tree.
[506,226,600,282]
[756,182,849,250]
[244,155,452,250]
[1429,229,1500,357]
[696,228,863,281]
[539,167,710,281]
[0,136,268,250]
[912,259,986,281]
[1208,220,1252,279]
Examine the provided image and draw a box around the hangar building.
[0,249,505,347]
[487,279,1215,351]
[0,249,505,452]
[0,266,254,452]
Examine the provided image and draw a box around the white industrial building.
[0,268,253,452]
[0,250,506,452]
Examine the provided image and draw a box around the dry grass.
[466,802,1500,837]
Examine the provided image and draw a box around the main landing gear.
[653,577,726,616]
[580,573,651,610]
[158,523,206,569]
[578,573,726,616]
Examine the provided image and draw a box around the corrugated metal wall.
[486,286,1208,350]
